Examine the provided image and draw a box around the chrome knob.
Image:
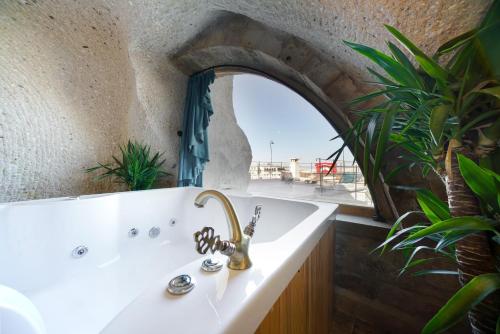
[166,274,195,295]
[201,258,223,272]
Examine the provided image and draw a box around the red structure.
[315,162,336,174]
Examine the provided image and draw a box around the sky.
[232,74,354,163]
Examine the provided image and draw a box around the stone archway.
[0,1,484,208]
[172,13,398,221]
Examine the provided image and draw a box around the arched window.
[207,72,373,207]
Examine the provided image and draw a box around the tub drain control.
[149,226,161,238]
[167,274,195,295]
[201,258,223,272]
[72,245,88,258]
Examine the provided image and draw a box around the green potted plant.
[86,140,170,191]
[331,1,500,332]
[377,156,499,333]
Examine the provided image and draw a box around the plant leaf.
[405,216,498,242]
[374,225,426,252]
[429,104,450,145]
[458,154,499,213]
[343,40,418,87]
[475,9,500,78]
[473,86,500,99]
[387,41,424,89]
[384,25,449,84]
[457,109,500,137]
[380,210,423,254]
[373,106,397,181]
[384,162,415,183]
[363,114,378,184]
[413,270,459,277]
[416,189,451,224]
[367,67,397,86]
[422,273,500,334]
[435,29,478,56]
[398,246,441,276]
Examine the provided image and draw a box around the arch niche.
[172,13,399,222]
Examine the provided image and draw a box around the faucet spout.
[194,190,243,242]
[193,190,252,270]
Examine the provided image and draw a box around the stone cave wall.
[0,1,135,201]
[0,0,491,209]
[0,0,251,202]
[204,75,252,191]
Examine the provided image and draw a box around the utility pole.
[269,140,274,165]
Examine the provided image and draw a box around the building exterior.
[249,162,286,180]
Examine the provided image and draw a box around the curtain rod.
[190,64,272,78]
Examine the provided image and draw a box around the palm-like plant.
[377,156,499,333]
[86,140,170,191]
[335,3,500,184]
[331,1,500,332]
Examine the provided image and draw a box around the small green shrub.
[86,140,170,191]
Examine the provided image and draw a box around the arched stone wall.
[172,14,399,220]
[204,76,253,191]
[1,0,488,220]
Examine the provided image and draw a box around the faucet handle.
[193,227,220,254]
[193,226,236,256]
[244,205,262,238]
[254,205,262,219]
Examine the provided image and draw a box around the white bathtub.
[0,187,337,334]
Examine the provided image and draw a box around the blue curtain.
[177,69,216,187]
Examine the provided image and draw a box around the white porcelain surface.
[0,285,46,334]
[0,187,337,334]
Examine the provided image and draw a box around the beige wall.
[0,1,181,202]
[0,1,250,202]
[204,76,252,191]
[1,1,130,201]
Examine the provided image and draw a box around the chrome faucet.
[193,190,261,270]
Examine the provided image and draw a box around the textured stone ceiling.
[125,0,490,82]
[2,0,490,101]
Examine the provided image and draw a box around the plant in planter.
[330,1,500,332]
[86,140,170,191]
[377,156,499,333]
